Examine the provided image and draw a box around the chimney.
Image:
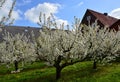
[104,13,108,16]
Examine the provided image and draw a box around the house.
[81,9,120,31]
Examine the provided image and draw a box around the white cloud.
[77,2,84,7]
[0,0,21,21]
[55,19,68,27]
[109,8,120,19]
[24,2,68,26]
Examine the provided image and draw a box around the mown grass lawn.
[0,61,120,82]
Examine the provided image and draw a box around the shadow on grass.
[24,62,99,82]
[27,74,56,82]
[0,62,47,75]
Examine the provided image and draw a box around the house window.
[92,19,98,28]
[24,29,28,32]
[87,16,91,22]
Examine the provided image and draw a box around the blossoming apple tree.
[35,15,90,80]
[0,32,36,71]
[81,24,120,69]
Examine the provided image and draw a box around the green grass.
[0,61,120,82]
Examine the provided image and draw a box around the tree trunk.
[93,60,97,69]
[54,55,63,80]
[14,60,18,71]
[56,67,62,80]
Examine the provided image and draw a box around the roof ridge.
[87,9,118,26]
[87,9,118,20]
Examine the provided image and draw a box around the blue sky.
[1,0,120,27]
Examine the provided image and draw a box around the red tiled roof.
[88,9,118,27]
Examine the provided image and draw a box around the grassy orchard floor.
[0,61,120,82]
